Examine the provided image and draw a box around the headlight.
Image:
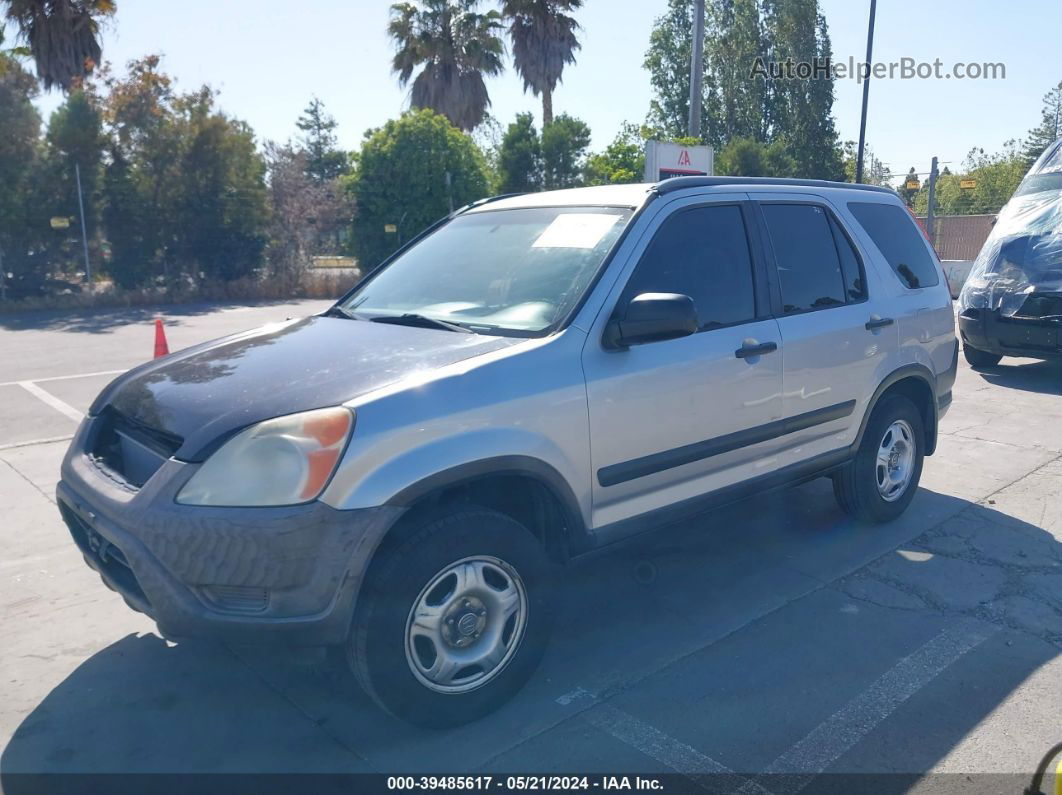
[177,407,354,507]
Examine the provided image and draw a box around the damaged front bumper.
[958,307,1062,359]
[57,417,404,645]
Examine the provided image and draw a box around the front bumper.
[58,418,404,645]
[959,310,1062,360]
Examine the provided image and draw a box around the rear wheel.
[346,506,553,728]
[963,345,1002,368]
[833,394,924,523]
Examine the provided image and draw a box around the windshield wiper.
[369,313,473,333]
[322,305,364,321]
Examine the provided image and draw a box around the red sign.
[678,149,692,167]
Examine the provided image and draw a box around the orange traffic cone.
[153,317,170,359]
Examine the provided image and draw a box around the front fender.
[323,427,591,530]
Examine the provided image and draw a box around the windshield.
[340,206,632,335]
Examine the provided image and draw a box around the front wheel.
[346,506,553,728]
[963,345,1002,368]
[833,394,925,523]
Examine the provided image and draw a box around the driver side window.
[619,204,757,330]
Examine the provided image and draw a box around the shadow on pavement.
[0,300,298,335]
[974,358,1062,396]
[2,484,1059,778]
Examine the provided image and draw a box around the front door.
[581,196,783,535]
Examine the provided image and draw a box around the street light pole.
[687,0,706,139]
[75,162,92,285]
[855,0,877,183]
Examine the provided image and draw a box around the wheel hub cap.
[442,596,488,647]
[876,419,916,502]
[405,556,528,694]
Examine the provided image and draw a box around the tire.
[833,394,925,523]
[346,506,554,728]
[963,345,1002,368]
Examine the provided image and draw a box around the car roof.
[463,184,655,212]
[462,177,896,214]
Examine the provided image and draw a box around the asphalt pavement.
[0,299,1060,792]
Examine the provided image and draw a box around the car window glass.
[620,204,756,330]
[760,204,846,313]
[847,201,940,289]
[830,215,866,301]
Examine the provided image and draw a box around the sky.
[19,0,1062,184]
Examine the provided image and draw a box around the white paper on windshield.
[532,213,622,249]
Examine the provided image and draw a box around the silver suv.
[58,177,957,726]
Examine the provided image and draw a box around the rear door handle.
[865,316,895,331]
[734,341,778,359]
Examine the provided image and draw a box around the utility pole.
[687,0,706,139]
[855,0,877,183]
[925,156,939,251]
[75,162,92,285]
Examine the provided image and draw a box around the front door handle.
[735,341,778,359]
[865,316,895,331]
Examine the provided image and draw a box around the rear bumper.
[959,312,1062,360]
[58,419,404,646]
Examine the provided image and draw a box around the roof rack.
[653,176,894,195]
[453,192,528,216]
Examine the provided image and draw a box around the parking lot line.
[0,368,126,388]
[0,434,74,452]
[735,618,1000,795]
[583,703,770,794]
[17,381,84,423]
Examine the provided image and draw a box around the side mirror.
[604,292,699,349]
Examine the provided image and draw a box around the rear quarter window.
[847,201,940,289]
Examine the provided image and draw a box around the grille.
[91,408,183,488]
[61,502,150,608]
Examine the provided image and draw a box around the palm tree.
[389,0,505,132]
[500,0,582,127]
[2,0,115,91]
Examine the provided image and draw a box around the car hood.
[91,315,523,461]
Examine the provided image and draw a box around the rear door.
[750,195,895,466]
[581,195,784,534]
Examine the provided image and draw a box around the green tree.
[584,122,646,185]
[388,0,505,132]
[895,167,920,206]
[101,55,180,286]
[349,109,489,269]
[0,52,43,288]
[472,112,504,187]
[38,86,106,271]
[708,0,766,142]
[842,141,889,186]
[643,0,716,143]
[912,142,1026,216]
[716,136,796,177]
[1022,80,1062,167]
[100,56,269,286]
[541,112,590,189]
[173,88,269,282]
[2,0,115,90]
[296,96,347,183]
[496,111,541,193]
[762,0,843,179]
[500,0,582,127]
